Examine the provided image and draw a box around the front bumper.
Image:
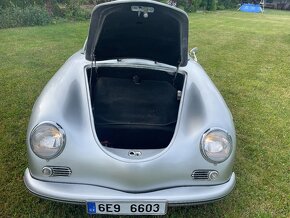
[24,169,235,205]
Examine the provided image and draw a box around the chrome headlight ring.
[200,128,233,164]
[30,121,66,160]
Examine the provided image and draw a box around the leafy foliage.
[168,0,239,11]
[0,0,91,28]
[0,0,242,28]
[0,0,45,9]
[207,0,217,10]
[0,5,52,29]
[64,0,90,20]
[177,0,202,12]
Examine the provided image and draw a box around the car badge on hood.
[131,6,154,18]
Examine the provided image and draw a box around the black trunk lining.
[93,77,179,125]
[89,67,184,149]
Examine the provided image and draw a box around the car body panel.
[86,0,188,66]
[27,51,235,192]
[25,0,236,205]
[24,169,236,204]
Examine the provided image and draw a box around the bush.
[0,6,52,29]
[192,0,202,11]
[64,7,90,20]
[177,0,194,12]
[207,0,217,11]
[64,0,91,20]
[218,0,239,8]
[217,4,226,10]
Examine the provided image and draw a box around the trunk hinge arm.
[90,53,96,111]
[91,52,96,68]
[173,64,180,87]
[91,52,98,77]
[90,53,95,84]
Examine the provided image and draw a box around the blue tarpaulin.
[239,3,262,13]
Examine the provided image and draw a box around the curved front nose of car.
[24,168,235,205]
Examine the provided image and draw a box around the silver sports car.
[24,0,236,215]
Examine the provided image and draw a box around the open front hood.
[86,0,188,67]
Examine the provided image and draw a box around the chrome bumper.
[24,169,235,205]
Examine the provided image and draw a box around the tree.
[45,0,63,16]
[207,0,217,10]
[192,0,202,11]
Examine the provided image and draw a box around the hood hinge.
[89,53,97,112]
[173,64,180,87]
[90,53,95,79]
[91,52,96,66]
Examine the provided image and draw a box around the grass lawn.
[0,9,289,217]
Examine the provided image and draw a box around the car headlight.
[201,128,232,163]
[30,121,66,160]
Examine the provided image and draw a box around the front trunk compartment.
[87,66,185,149]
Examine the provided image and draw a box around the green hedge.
[64,0,91,20]
[0,6,52,29]
[0,0,241,29]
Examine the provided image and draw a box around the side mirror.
[189,47,198,62]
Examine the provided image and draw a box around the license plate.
[86,200,167,215]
